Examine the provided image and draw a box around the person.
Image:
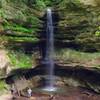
[10,85,17,100]
[10,85,16,95]
[27,88,32,97]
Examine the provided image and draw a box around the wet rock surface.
[6,64,100,94]
[15,93,100,100]
[14,87,100,100]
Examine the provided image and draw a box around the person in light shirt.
[27,88,32,97]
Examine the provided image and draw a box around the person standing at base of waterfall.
[27,88,32,97]
[10,85,17,95]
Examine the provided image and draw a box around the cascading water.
[43,8,56,91]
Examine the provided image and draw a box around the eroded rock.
[0,50,11,76]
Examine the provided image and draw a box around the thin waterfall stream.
[43,8,56,91]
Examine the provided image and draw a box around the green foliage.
[8,51,32,68]
[35,0,46,9]
[95,31,100,36]
[3,19,40,34]
[4,23,33,33]
[0,0,100,55]
[0,9,7,18]
[0,81,7,91]
[0,0,42,44]
[0,19,39,44]
[57,0,81,10]
[1,20,39,42]
[56,48,100,67]
[95,26,100,37]
[0,0,7,8]
[27,16,41,26]
[56,0,100,52]
[0,35,39,43]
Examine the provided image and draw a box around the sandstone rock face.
[0,50,11,75]
[80,0,96,6]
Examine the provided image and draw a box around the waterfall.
[43,8,56,91]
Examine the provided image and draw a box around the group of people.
[10,85,32,98]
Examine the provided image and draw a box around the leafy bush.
[0,80,8,94]
[3,22,34,33]
[95,26,100,36]
[8,51,32,68]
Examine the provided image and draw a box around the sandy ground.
[0,94,12,100]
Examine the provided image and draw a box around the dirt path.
[0,94,12,100]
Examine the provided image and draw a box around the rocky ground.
[0,94,12,100]
[11,87,100,100]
